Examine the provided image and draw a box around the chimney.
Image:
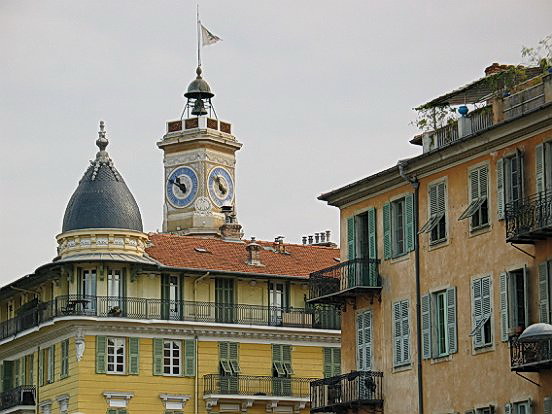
[315,233,320,244]
[220,205,243,241]
[308,235,313,245]
[326,230,331,242]
[320,232,326,243]
[246,237,263,266]
[302,236,307,245]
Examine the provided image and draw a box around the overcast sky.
[1,1,550,283]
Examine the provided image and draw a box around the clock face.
[166,166,199,208]
[208,166,234,207]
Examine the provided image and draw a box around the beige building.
[308,64,552,413]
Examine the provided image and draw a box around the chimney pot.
[326,230,331,242]
[315,233,320,243]
[302,236,307,245]
[320,232,326,243]
[308,235,313,244]
[246,237,263,266]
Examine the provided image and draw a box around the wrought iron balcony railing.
[203,374,313,398]
[310,371,383,413]
[0,295,340,341]
[0,386,36,411]
[505,190,552,243]
[308,258,381,304]
[510,336,552,372]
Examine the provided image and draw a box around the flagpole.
[197,4,201,67]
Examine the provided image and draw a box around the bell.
[191,99,208,116]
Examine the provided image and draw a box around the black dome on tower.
[62,121,143,233]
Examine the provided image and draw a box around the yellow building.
[309,65,552,413]
[0,68,341,414]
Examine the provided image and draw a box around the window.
[420,181,447,245]
[459,165,489,230]
[383,196,414,259]
[535,142,552,193]
[272,344,292,396]
[471,276,492,348]
[392,300,410,367]
[60,339,69,378]
[475,407,494,414]
[544,396,552,414]
[41,345,55,384]
[163,340,181,376]
[506,400,531,414]
[421,288,457,359]
[107,337,125,374]
[500,268,529,341]
[356,310,372,369]
[215,278,235,323]
[538,260,552,324]
[497,151,524,218]
[107,269,124,311]
[348,208,378,284]
[161,274,181,320]
[323,348,340,378]
[56,395,69,414]
[269,282,288,325]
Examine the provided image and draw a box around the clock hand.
[215,175,228,195]
[175,176,187,193]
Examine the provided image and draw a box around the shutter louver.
[421,294,431,359]
[323,348,331,378]
[367,208,377,279]
[383,203,391,259]
[401,301,410,363]
[537,144,545,193]
[500,272,509,342]
[20,357,25,386]
[523,266,529,328]
[497,158,505,219]
[96,336,106,374]
[405,194,415,252]
[184,339,195,376]
[393,302,401,367]
[347,217,356,260]
[128,337,139,375]
[357,313,364,370]
[446,287,457,354]
[472,279,483,346]
[365,312,372,369]
[539,262,550,324]
[152,338,163,375]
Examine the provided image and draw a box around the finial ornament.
[196,66,202,78]
[96,120,109,151]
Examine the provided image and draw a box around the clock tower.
[157,66,242,237]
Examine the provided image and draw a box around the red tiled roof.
[146,233,340,278]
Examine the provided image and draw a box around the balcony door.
[107,269,125,316]
[162,274,182,320]
[215,279,235,323]
[269,282,288,326]
[80,269,97,314]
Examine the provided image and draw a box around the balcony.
[0,295,340,341]
[310,371,383,413]
[505,191,552,243]
[203,374,313,413]
[510,336,552,372]
[0,386,36,414]
[307,258,382,305]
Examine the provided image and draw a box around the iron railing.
[0,386,36,411]
[432,106,494,149]
[308,258,381,302]
[0,295,340,341]
[310,371,383,412]
[510,336,552,371]
[203,374,314,398]
[504,83,545,120]
[505,190,552,242]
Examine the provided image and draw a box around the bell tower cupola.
[157,66,242,237]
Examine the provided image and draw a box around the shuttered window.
[347,216,356,260]
[323,348,341,378]
[500,268,529,341]
[420,181,447,244]
[153,338,194,376]
[392,300,410,367]
[471,276,493,348]
[498,151,525,219]
[356,310,372,370]
[459,165,489,229]
[539,261,551,324]
[421,288,457,359]
[219,342,240,375]
[60,339,69,379]
[164,340,181,376]
[96,336,138,375]
[107,338,125,374]
[383,194,414,260]
[128,337,139,375]
[44,345,55,384]
[272,344,292,377]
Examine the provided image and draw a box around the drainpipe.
[194,334,199,414]
[398,160,423,414]
[36,345,40,414]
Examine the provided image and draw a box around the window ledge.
[469,224,492,237]
[430,354,452,365]
[428,238,450,251]
[392,363,412,373]
[472,344,495,355]
[390,253,410,264]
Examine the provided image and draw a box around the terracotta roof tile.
[146,233,340,278]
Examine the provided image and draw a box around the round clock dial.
[208,166,234,207]
[166,166,199,208]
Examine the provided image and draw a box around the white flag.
[201,24,222,46]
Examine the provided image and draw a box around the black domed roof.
[62,122,143,233]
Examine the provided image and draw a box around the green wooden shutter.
[184,339,196,376]
[536,144,545,193]
[356,311,371,370]
[332,348,340,376]
[39,351,44,386]
[128,337,139,375]
[161,274,170,319]
[20,357,26,385]
[229,342,239,374]
[49,345,55,383]
[323,349,331,378]
[107,409,117,414]
[481,277,492,337]
[60,340,68,379]
[28,354,34,386]
[472,279,484,347]
[367,208,377,280]
[383,203,391,260]
[392,301,402,366]
[497,158,505,219]
[446,287,457,354]
[14,360,19,387]
[3,361,13,391]
[153,338,163,375]
[405,193,414,252]
[517,150,525,199]
[500,272,509,341]
[347,217,356,260]
[96,336,106,374]
[421,294,431,359]
[539,262,550,323]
